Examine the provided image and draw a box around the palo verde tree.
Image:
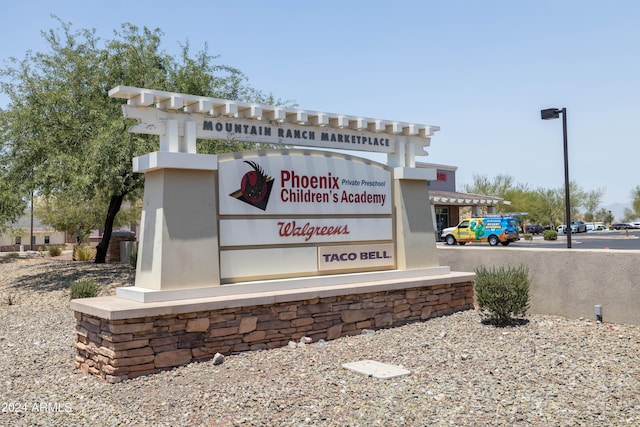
[582,188,605,222]
[0,163,26,233]
[632,185,640,215]
[621,185,640,222]
[463,173,531,222]
[0,18,274,262]
[595,207,613,224]
[35,191,141,244]
[463,173,592,226]
[464,173,515,200]
[530,188,564,227]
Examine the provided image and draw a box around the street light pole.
[30,190,34,251]
[541,107,572,248]
[561,108,571,249]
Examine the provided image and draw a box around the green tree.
[35,192,140,243]
[0,19,276,262]
[463,173,515,216]
[622,208,635,222]
[628,185,640,220]
[462,174,591,227]
[528,188,564,227]
[464,174,515,198]
[621,185,640,223]
[500,185,532,214]
[567,181,586,219]
[594,207,613,224]
[544,182,586,225]
[0,169,25,233]
[582,188,605,222]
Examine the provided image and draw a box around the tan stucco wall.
[438,246,640,325]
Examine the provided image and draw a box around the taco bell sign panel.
[318,243,395,271]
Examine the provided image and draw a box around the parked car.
[524,224,544,234]
[557,221,587,233]
[612,223,635,230]
[570,221,587,233]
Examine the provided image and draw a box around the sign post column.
[393,167,439,270]
[133,152,220,290]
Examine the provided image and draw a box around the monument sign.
[107,86,443,301]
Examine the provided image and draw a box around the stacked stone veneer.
[106,232,136,263]
[74,281,474,383]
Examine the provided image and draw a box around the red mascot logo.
[230,160,274,211]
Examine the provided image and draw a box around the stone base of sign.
[71,271,474,383]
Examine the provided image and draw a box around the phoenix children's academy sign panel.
[218,150,395,279]
[218,151,391,216]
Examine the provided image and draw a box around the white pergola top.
[109,85,439,138]
[109,86,440,167]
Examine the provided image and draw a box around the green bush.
[474,264,530,325]
[69,279,100,299]
[73,244,94,261]
[48,245,62,257]
[543,230,557,240]
[7,252,20,258]
[523,233,533,241]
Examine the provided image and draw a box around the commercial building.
[418,162,508,237]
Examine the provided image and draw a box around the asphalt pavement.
[438,229,640,250]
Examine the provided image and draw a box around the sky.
[1,0,638,212]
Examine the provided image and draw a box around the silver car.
[570,221,587,233]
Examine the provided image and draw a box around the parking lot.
[438,229,640,250]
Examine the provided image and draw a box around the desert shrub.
[474,264,530,326]
[73,244,94,261]
[69,279,100,299]
[48,245,62,257]
[523,233,532,241]
[7,252,20,258]
[543,230,557,240]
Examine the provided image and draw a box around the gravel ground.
[0,256,639,426]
